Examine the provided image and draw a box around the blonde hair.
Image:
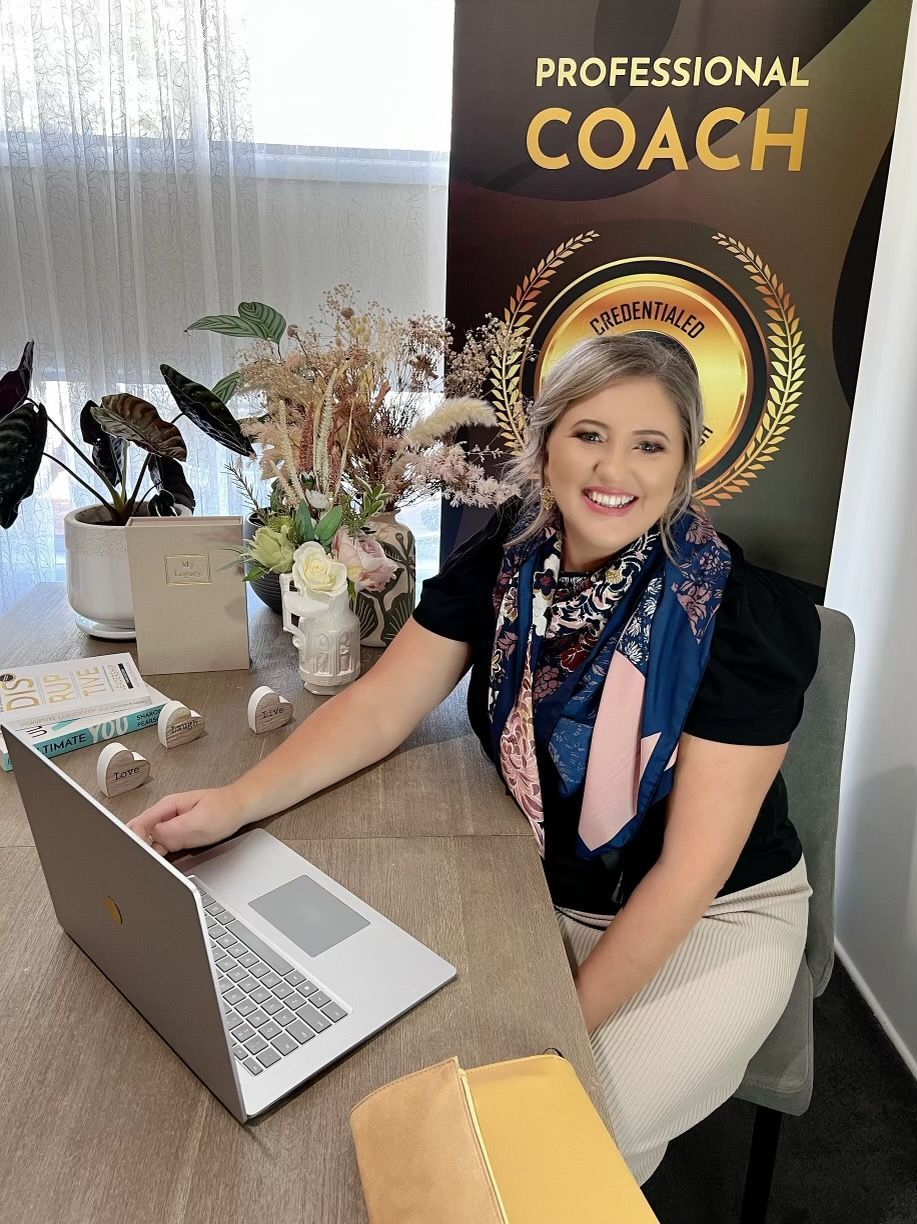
[504,333,705,558]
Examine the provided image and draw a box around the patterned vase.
[353,511,416,648]
[280,574,362,695]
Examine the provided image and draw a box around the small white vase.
[64,506,136,639]
[280,574,361,695]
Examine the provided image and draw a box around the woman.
[129,334,819,1184]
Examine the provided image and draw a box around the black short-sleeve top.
[413,503,821,914]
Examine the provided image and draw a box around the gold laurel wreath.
[490,230,599,452]
[490,230,803,503]
[700,233,805,504]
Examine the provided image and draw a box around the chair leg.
[739,1105,783,1224]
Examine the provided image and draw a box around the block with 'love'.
[97,743,151,797]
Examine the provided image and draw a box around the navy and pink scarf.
[488,508,732,858]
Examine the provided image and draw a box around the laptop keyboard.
[198,888,350,1077]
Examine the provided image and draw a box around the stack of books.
[0,654,170,772]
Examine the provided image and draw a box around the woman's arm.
[127,620,472,852]
[573,733,788,1034]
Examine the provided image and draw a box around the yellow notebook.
[350,1053,658,1223]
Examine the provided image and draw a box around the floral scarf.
[488,508,732,858]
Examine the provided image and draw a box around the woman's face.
[543,376,685,571]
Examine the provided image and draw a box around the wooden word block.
[247,686,293,734]
[97,742,151,798]
[157,700,205,749]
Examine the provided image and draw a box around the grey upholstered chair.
[735,605,856,1224]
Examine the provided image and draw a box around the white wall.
[826,6,917,1077]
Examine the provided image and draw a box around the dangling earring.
[540,485,555,513]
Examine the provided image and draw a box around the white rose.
[291,541,348,600]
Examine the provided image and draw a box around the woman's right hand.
[126,785,250,855]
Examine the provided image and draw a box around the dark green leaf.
[238,301,287,344]
[315,504,343,544]
[295,501,315,542]
[149,455,196,512]
[212,371,242,404]
[379,538,409,566]
[92,394,187,460]
[160,364,255,457]
[147,488,179,516]
[0,402,47,528]
[381,591,413,645]
[79,399,124,485]
[0,341,34,420]
[186,313,263,338]
[355,592,378,640]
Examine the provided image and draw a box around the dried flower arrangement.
[186,290,517,591]
[234,287,516,520]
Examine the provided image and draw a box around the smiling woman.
[505,332,704,564]
[544,377,685,570]
[125,333,820,1186]
[407,332,820,1182]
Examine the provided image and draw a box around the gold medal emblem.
[489,232,804,505]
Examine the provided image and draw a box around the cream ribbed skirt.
[555,856,811,1185]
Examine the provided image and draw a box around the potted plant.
[0,341,253,637]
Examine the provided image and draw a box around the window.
[245,0,454,153]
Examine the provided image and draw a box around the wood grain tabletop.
[0,585,605,1224]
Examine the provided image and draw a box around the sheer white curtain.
[0,0,452,610]
[247,1,452,320]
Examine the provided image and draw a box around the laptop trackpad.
[249,874,370,957]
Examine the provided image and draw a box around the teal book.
[0,685,170,772]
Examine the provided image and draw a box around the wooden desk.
[0,585,604,1224]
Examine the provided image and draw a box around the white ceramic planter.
[64,506,137,639]
[280,573,361,695]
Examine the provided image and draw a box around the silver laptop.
[4,723,456,1122]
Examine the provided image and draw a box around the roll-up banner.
[444,0,912,586]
